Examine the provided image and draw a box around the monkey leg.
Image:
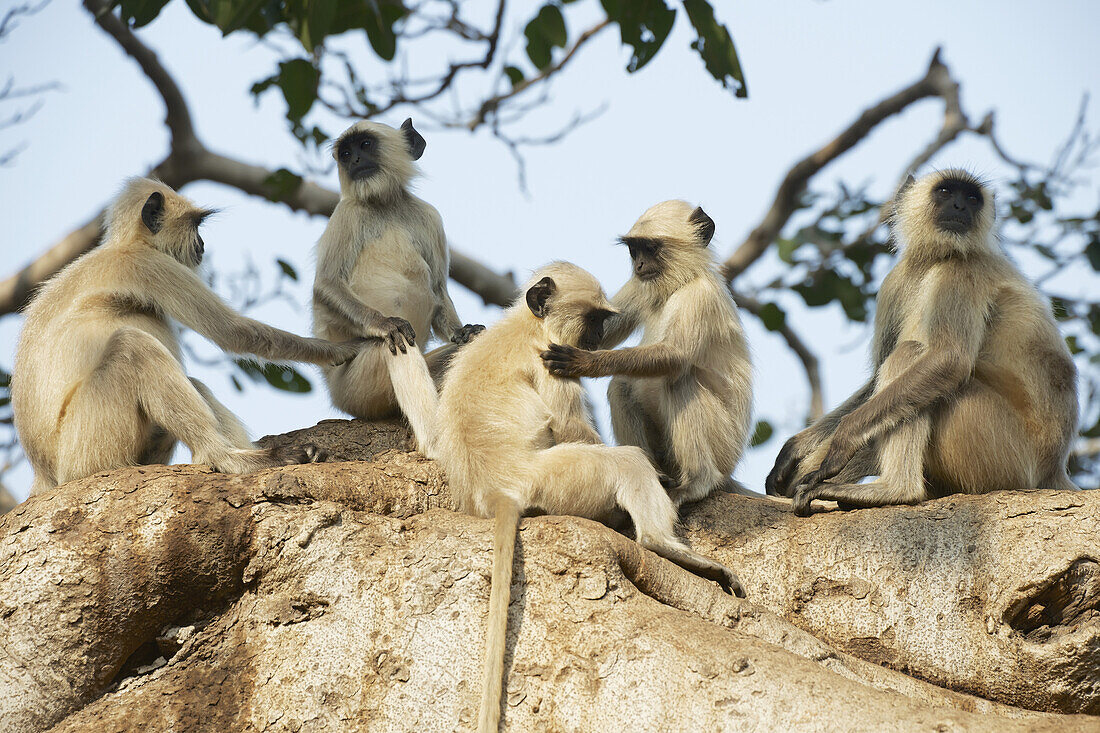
[323,346,398,419]
[793,415,932,515]
[608,378,655,456]
[793,341,929,515]
[190,378,253,449]
[665,383,740,506]
[529,444,743,596]
[925,380,1040,494]
[137,426,177,465]
[56,328,275,483]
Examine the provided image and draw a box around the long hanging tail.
[385,349,440,458]
[478,498,521,733]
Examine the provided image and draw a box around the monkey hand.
[374,317,416,355]
[801,431,860,489]
[451,323,485,345]
[540,343,595,378]
[331,337,370,366]
[765,433,811,497]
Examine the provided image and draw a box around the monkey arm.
[808,290,987,484]
[542,343,687,379]
[766,378,875,496]
[126,252,362,366]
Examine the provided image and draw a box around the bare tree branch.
[83,0,196,150]
[721,48,962,282]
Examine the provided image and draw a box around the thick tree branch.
[721,48,961,282]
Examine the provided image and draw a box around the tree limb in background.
[0,2,514,316]
[721,49,961,282]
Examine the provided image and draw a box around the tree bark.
[0,420,1097,731]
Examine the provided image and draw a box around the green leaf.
[235,359,313,393]
[1086,238,1100,271]
[525,4,568,70]
[276,258,299,281]
[600,0,676,73]
[776,237,800,263]
[1065,335,1083,355]
[749,420,773,447]
[262,168,304,202]
[681,0,747,98]
[277,59,320,123]
[299,0,339,52]
[362,1,406,61]
[118,0,172,27]
[504,65,525,88]
[757,302,786,332]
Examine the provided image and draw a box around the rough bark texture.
[0,420,1097,732]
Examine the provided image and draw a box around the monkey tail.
[478,497,521,733]
[385,349,440,458]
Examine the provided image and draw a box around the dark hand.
[766,434,809,497]
[540,343,595,378]
[800,429,860,490]
[332,337,369,366]
[378,317,416,355]
[451,323,486,345]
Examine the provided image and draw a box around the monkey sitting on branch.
[540,201,754,507]
[312,118,483,430]
[12,178,365,495]
[766,169,1080,515]
[388,261,741,732]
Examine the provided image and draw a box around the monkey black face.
[336,132,381,181]
[579,308,614,350]
[620,236,664,281]
[932,177,984,234]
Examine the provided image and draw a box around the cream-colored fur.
[12,178,360,493]
[312,119,480,432]
[766,169,1079,513]
[389,262,741,731]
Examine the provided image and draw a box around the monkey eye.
[936,186,950,195]
[360,139,371,150]
[967,195,978,203]
[339,149,350,159]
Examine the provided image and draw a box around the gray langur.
[311,118,483,429]
[766,169,1080,515]
[540,201,754,506]
[388,261,741,732]
[12,178,363,494]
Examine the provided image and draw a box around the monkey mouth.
[937,218,972,234]
[349,164,379,180]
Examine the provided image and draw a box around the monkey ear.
[141,192,164,234]
[401,118,426,161]
[689,206,715,246]
[525,276,556,319]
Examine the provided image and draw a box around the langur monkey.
[312,118,483,428]
[540,201,753,506]
[390,262,741,731]
[766,169,1080,514]
[12,178,364,494]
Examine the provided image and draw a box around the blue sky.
[2,1,1099,498]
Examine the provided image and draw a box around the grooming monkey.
[766,169,1079,515]
[390,262,741,731]
[541,201,753,506]
[12,178,363,494]
[312,118,483,429]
